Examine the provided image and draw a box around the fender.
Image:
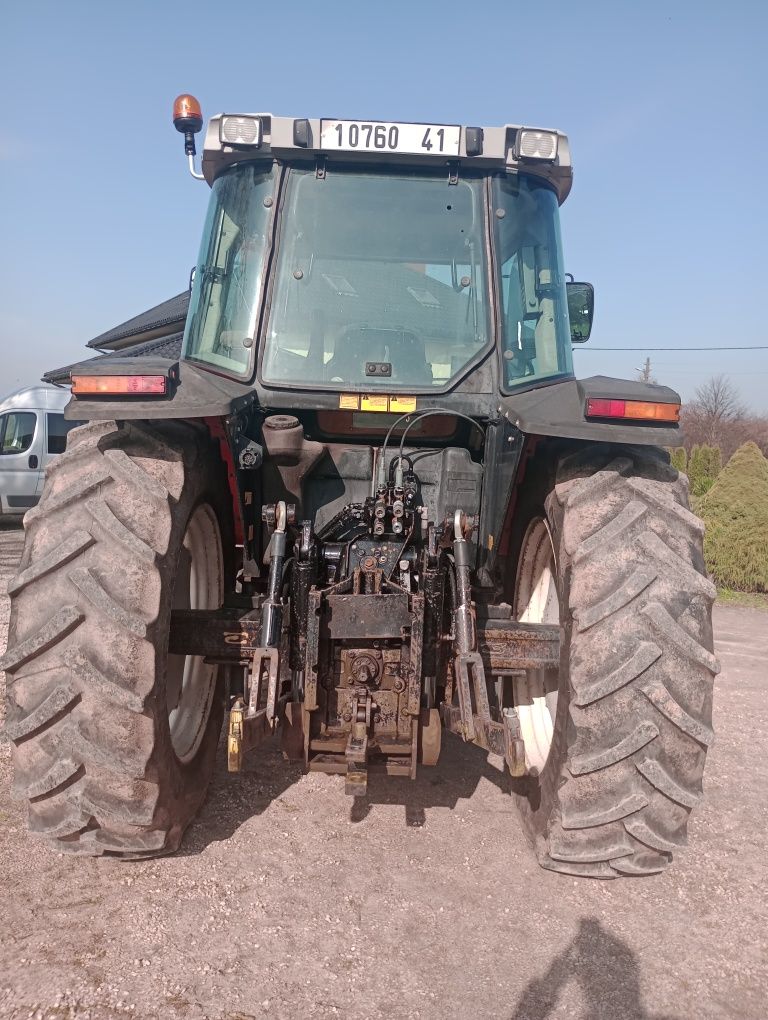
[499,375,681,447]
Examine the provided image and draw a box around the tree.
[687,443,722,496]
[680,374,748,458]
[669,446,687,474]
[704,445,722,480]
[695,375,746,425]
[698,442,768,592]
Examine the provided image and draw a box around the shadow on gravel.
[348,731,513,827]
[510,918,679,1020]
[178,727,513,852]
[176,737,304,855]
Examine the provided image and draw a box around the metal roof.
[45,332,184,385]
[87,292,189,350]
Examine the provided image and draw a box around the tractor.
[1,96,718,877]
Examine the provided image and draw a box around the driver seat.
[326,327,432,385]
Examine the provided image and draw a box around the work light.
[517,129,558,161]
[220,116,262,147]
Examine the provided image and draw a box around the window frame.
[182,161,280,381]
[46,412,80,455]
[0,411,37,457]
[491,173,575,397]
[256,161,497,396]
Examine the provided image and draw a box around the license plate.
[320,119,461,157]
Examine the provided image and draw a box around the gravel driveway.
[1,518,766,1020]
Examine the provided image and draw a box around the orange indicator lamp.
[72,375,168,397]
[585,398,680,422]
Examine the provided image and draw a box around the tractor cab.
[176,104,593,416]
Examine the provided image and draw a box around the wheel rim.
[166,504,223,763]
[513,517,559,773]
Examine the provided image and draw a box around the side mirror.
[566,280,594,343]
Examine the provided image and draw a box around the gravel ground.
[0,517,766,1020]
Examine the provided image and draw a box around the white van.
[0,385,84,517]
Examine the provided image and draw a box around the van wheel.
[1,420,230,857]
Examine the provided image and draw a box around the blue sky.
[2,0,766,409]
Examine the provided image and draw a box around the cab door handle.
[28,454,38,469]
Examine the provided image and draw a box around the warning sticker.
[339,394,418,413]
[360,394,390,412]
[389,396,417,413]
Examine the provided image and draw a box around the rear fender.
[499,376,681,447]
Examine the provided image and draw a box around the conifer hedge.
[698,442,768,592]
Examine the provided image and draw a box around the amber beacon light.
[173,93,206,180]
[173,94,203,150]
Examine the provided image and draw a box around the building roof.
[44,332,184,385]
[87,292,189,351]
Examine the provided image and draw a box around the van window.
[47,413,83,454]
[0,412,36,455]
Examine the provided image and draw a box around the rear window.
[47,413,83,454]
[0,412,36,455]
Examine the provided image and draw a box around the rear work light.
[220,115,262,147]
[71,375,168,396]
[517,129,559,161]
[585,398,680,422]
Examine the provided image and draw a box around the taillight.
[585,398,680,422]
[71,375,168,396]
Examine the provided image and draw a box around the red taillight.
[586,398,626,417]
[585,398,680,422]
[71,375,168,396]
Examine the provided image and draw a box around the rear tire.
[1,420,231,857]
[511,444,719,877]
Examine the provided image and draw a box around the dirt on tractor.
[1,520,767,1019]
[3,104,720,873]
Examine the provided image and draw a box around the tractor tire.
[1,419,231,858]
[511,444,719,878]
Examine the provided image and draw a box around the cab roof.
[200,115,573,204]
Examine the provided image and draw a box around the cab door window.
[47,413,83,454]
[493,175,573,388]
[0,412,36,455]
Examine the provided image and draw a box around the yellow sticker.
[361,394,390,412]
[339,394,360,410]
[389,396,417,413]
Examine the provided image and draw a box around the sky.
[1,0,766,410]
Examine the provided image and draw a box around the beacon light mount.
[173,93,205,181]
